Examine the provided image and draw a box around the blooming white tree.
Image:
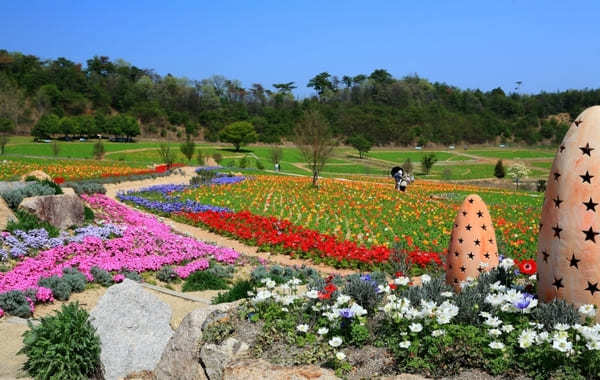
[508,162,531,190]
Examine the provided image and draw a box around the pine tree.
[494,159,506,178]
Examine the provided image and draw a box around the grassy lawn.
[465,149,555,159]
[366,150,464,162]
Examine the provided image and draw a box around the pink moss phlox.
[0,195,240,305]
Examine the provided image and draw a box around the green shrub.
[64,182,106,195]
[62,268,87,293]
[6,210,60,237]
[343,274,384,312]
[182,270,228,292]
[531,299,580,329]
[1,183,57,210]
[84,206,95,222]
[19,302,102,380]
[156,266,178,283]
[255,159,265,170]
[212,152,223,165]
[122,270,142,282]
[0,290,32,318]
[38,276,72,301]
[206,262,235,279]
[212,280,255,304]
[38,179,63,195]
[90,266,113,286]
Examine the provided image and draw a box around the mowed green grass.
[366,150,469,162]
[465,149,555,159]
[2,137,558,180]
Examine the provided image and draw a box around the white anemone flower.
[489,341,505,350]
[296,324,309,333]
[399,341,411,349]
[317,327,329,335]
[409,322,423,333]
[329,336,343,347]
[336,352,346,360]
[518,329,537,348]
[579,304,596,318]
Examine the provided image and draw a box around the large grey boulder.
[89,280,173,380]
[18,193,84,229]
[154,302,240,380]
[0,197,17,230]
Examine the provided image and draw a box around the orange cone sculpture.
[538,106,600,308]
[446,194,499,290]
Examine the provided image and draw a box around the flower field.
[0,194,240,316]
[123,175,542,269]
[0,158,173,181]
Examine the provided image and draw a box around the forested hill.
[1,50,600,145]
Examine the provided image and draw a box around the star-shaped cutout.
[462,211,467,216]
[583,226,599,242]
[468,198,474,204]
[477,210,483,218]
[569,254,580,269]
[458,238,464,244]
[488,238,494,244]
[559,145,566,153]
[553,172,561,181]
[454,251,459,257]
[539,222,544,230]
[583,198,598,212]
[553,195,563,208]
[552,277,564,290]
[467,252,474,260]
[474,239,480,246]
[460,265,466,272]
[477,267,484,273]
[580,143,594,156]
[586,281,599,296]
[581,171,594,184]
[481,224,487,231]
[454,223,458,228]
[484,252,490,259]
[542,250,549,262]
[466,224,472,231]
[575,119,583,127]
[453,278,458,284]
[552,224,562,238]
[448,263,453,269]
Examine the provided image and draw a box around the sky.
[2,1,599,96]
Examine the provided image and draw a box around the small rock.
[90,280,173,380]
[0,197,17,230]
[201,338,249,380]
[20,170,51,182]
[18,193,85,229]
[223,358,340,380]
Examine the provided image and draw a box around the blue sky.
[2,1,599,96]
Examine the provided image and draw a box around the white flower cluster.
[381,295,459,325]
[484,282,538,313]
[321,293,368,321]
[251,277,302,304]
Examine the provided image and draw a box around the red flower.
[395,271,404,278]
[389,282,397,290]
[53,177,65,184]
[324,283,337,293]
[518,259,537,275]
[318,291,331,300]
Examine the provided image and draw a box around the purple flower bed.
[0,224,123,261]
[117,194,231,214]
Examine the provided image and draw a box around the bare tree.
[294,110,336,187]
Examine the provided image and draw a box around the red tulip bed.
[176,210,442,271]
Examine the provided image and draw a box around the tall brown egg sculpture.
[538,106,600,308]
[446,194,499,291]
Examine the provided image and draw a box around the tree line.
[1,50,599,146]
